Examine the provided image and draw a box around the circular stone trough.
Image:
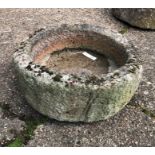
[13,24,142,122]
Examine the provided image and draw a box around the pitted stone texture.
[112,9,155,29]
[13,24,142,122]
[0,108,25,146]
[27,106,155,147]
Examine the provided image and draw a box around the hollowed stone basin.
[13,24,142,122]
[44,49,109,77]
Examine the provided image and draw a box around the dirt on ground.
[0,9,155,146]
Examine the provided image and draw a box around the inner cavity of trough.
[37,48,118,77]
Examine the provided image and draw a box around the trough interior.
[46,49,109,76]
[30,31,128,76]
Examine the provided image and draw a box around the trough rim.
[13,24,142,89]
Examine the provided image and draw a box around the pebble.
[146,81,152,85]
[143,91,149,95]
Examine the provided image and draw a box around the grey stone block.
[112,9,155,30]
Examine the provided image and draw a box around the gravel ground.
[27,105,155,147]
[0,8,155,146]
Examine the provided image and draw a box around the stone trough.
[13,24,142,122]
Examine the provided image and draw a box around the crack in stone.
[82,91,99,122]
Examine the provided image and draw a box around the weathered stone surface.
[112,9,155,29]
[27,106,155,147]
[13,24,142,122]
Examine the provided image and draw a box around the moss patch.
[53,74,62,82]
[119,27,129,34]
[7,137,24,147]
[141,108,155,119]
[6,116,49,147]
[131,104,155,119]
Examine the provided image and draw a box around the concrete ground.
[0,9,155,147]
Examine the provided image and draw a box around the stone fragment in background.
[112,9,155,30]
